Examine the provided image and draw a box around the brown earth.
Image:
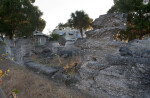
[0,56,89,98]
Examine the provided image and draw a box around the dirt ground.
[0,57,89,98]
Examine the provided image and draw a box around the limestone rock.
[75,13,150,98]
[119,47,133,56]
[86,13,127,39]
[65,75,81,86]
[51,72,67,83]
[92,13,127,29]
[58,36,66,46]
[40,48,53,57]
[25,61,58,76]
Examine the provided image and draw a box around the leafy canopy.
[0,0,46,38]
[108,0,150,41]
[56,23,69,30]
[68,10,93,38]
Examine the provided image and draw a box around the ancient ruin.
[1,13,150,98]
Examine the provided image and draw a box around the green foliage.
[65,67,76,76]
[12,89,19,94]
[56,23,69,30]
[0,52,10,79]
[68,10,93,38]
[0,0,46,39]
[29,0,35,3]
[108,0,150,41]
[50,33,60,41]
[0,69,10,78]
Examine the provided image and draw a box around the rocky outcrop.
[85,13,127,39]
[75,13,126,63]
[75,13,150,98]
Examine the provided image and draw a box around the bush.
[50,33,60,41]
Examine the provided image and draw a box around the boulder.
[51,72,67,83]
[92,13,127,30]
[40,48,53,57]
[58,36,66,46]
[119,47,133,56]
[25,61,58,76]
[57,50,72,58]
[65,75,81,86]
[86,13,127,39]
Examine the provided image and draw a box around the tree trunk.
[9,32,13,39]
[80,28,83,38]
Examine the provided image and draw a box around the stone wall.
[4,38,33,65]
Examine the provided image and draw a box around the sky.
[34,0,114,35]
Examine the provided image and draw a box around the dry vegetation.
[0,57,88,98]
[30,55,81,68]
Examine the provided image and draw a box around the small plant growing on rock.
[0,69,10,78]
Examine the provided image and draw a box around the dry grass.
[30,55,82,69]
[30,55,82,75]
[0,57,88,98]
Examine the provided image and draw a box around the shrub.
[50,33,60,41]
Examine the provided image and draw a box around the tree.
[56,23,69,30]
[108,0,150,41]
[0,0,46,39]
[68,10,93,38]
[29,0,35,3]
[50,33,60,41]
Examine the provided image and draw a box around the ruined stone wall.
[4,38,33,65]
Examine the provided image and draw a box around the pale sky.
[34,0,114,34]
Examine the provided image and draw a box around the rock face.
[85,13,127,39]
[75,13,150,98]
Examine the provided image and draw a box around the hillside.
[0,56,89,98]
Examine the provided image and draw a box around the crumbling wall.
[4,38,33,65]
